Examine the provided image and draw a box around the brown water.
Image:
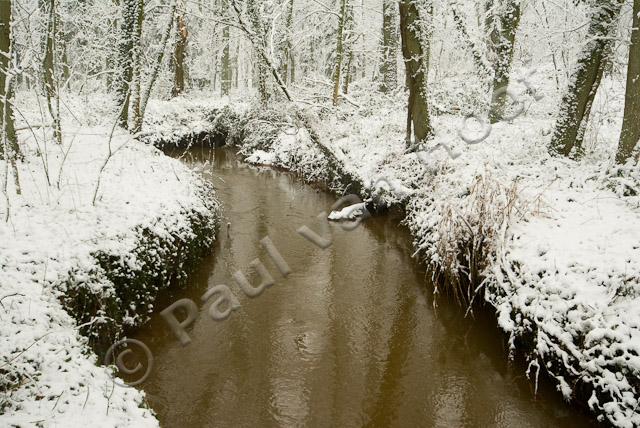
[132,147,593,427]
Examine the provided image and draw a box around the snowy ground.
[3,68,637,425]
[0,96,220,426]
[215,68,640,426]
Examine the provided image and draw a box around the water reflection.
[133,147,594,427]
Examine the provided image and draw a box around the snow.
[2,65,638,425]
[0,95,220,426]
[245,149,277,165]
[227,67,640,426]
[327,202,368,221]
[236,122,332,185]
[3,0,637,424]
[140,94,235,146]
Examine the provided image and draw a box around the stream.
[131,147,593,427]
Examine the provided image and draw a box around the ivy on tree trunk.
[550,1,624,159]
[379,0,398,93]
[280,0,295,85]
[0,0,19,160]
[172,3,188,97]
[43,0,62,144]
[617,0,640,164]
[399,0,433,148]
[487,0,522,124]
[247,0,270,105]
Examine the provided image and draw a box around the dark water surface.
[132,148,593,427]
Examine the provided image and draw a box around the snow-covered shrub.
[231,104,295,155]
[604,159,640,205]
[407,169,522,306]
[208,105,243,146]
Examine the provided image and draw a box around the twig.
[0,292,24,310]
[83,386,90,410]
[51,390,65,411]
[0,332,53,369]
[14,123,52,131]
[56,133,76,190]
[92,89,131,206]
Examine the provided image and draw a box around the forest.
[1,0,640,427]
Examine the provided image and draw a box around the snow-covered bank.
[140,95,241,148]
[0,97,220,426]
[179,70,639,426]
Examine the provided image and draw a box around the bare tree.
[617,0,640,163]
[115,0,144,129]
[221,0,232,96]
[341,1,355,95]
[550,1,624,158]
[280,0,295,85]
[129,0,144,129]
[399,0,433,148]
[450,1,492,80]
[171,0,188,97]
[332,0,349,106]
[379,0,398,93]
[0,0,19,160]
[133,0,177,133]
[486,0,522,123]
[43,0,62,144]
[229,0,292,102]
[247,0,270,105]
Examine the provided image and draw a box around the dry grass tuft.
[432,171,521,309]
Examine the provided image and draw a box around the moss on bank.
[59,181,220,357]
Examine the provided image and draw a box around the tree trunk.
[399,0,433,147]
[332,0,348,106]
[234,41,239,88]
[43,0,62,144]
[59,20,70,87]
[61,37,70,85]
[280,0,294,84]
[287,0,295,82]
[289,54,295,84]
[247,0,270,105]
[451,1,491,80]
[221,0,231,95]
[42,0,55,100]
[617,0,640,163]
[230,0,292,102]
[342,50,353,94]
[487,0,522,124]
[341,2,355,95]
[0,0,19,160]
[550,1,624,158]
[133,0,176,134]
[115,0,138,128]
[106,1,119,91]
[171,2,188,97]
[379,0,398,93]
[129,0,144,129]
